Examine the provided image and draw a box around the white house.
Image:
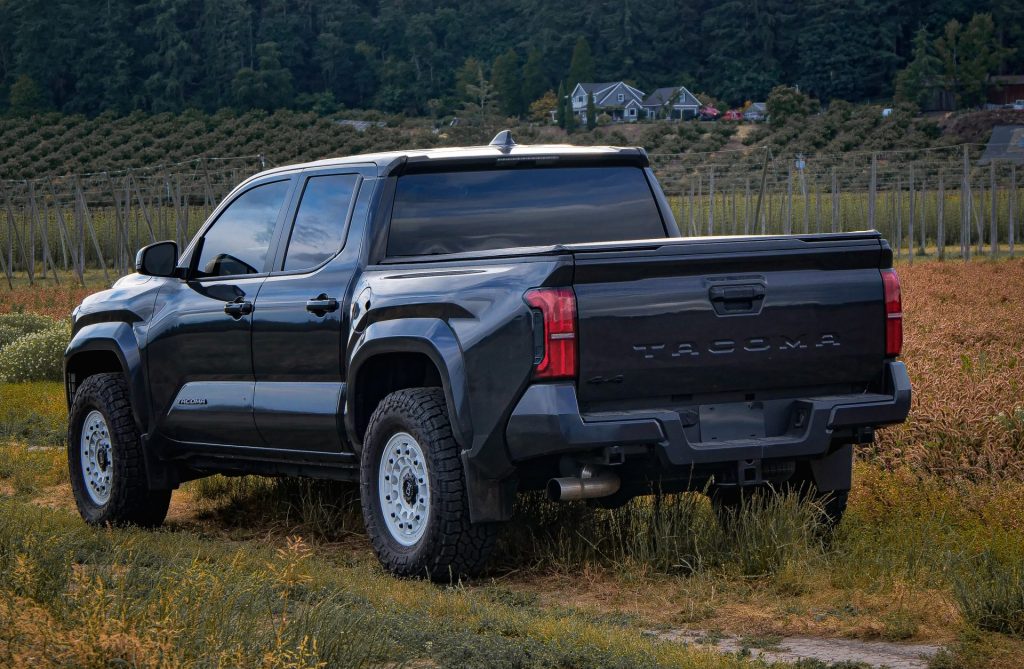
[641,86,702,120]
[570,82,646,123]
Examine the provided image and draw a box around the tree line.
[0,0,1020,118]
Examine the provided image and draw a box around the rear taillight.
[881,269,902,356]
[524,288,577,380]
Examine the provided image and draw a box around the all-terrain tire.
[360,388,498,581]
[68,373,171,527]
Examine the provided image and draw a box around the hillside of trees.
[1,0,1021,119]
[0,100,984,180]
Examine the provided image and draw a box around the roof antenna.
[489,130,517,153]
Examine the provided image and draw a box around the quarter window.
[194,180,290,277]
[283,174,359,271]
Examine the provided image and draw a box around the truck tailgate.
[569,233,889,404]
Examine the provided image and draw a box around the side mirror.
[135,241,179,277]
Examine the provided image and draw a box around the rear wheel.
[360,388,497,581]
[68,373,171,527]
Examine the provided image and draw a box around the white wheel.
[378,431,431,546]
[80,409,113,505]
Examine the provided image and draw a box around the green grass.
[3,361,1024,666]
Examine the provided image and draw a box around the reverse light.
[881,269,902,356]
[524,288,577,380]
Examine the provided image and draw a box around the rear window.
[387,166,666,257]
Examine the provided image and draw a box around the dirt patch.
[0,480,14,496]
[942,109,1024,144]
[652,628,941,669]
[30,483,73,510]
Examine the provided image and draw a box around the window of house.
[617,93,624,102]
[628,107,636,117]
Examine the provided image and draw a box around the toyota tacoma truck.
[65,132,910,579]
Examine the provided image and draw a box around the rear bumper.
[505,361,911,466]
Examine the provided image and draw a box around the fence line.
[0,147,1021,288]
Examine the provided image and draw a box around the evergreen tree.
[894,28,942,108]
[197,0,252,109]
[492,48,523,116]
[586,91,596,130]
[138,0,199,112]
[521,48,547,108]
[8,74,44,116]
[556,80,566,128]
[935,14,1012,107]
[456,57,485,101]
[568,36,595,84]
[232,42,293,111]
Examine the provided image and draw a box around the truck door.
[147,176,294,447]
[250,168,369,452]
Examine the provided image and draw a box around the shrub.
[0,323,71,382]
[953,551,1024,637]
[0,313,55,350]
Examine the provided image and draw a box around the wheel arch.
[65,321,148,434]
[346,318,471,452]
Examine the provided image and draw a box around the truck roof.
[242,130,650,186]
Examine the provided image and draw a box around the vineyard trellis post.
[753,147,769,234]
[74,175,111,285]
[1,182,32,286]
[1010,163,1017,258]
[47,177,82,284]
[962,146,971,260]
[830,167,839,233]
[908,166,915,265]
[937,171,945,261]
[868,153,877,231]
[990,161,998,260]
[708,167,714,235]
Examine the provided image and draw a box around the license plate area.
[699,402,766,442]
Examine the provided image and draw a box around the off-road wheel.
[68,373,171,527]
[360,388,497,581]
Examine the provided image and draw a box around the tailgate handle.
[709,284,765,315]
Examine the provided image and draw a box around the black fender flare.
[65,321,149,434]
[346,317,472,451]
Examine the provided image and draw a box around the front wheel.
[68,373,171,527]
[360,388,497,581]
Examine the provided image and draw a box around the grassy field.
[1,260,1023,667]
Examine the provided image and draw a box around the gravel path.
[650,628,942,669]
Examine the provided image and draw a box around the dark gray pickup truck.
[65,132,910,579]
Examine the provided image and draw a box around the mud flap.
[808,443,853,492]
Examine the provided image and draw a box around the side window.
[282,174,359,271]
[195,180,290,277]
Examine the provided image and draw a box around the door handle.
[709,284,765,315]
[305,294,340,316]
[224,297,253,319]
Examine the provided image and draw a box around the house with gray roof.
[641,86,702,120]
[571,82,646,123]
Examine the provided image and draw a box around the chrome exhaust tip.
[546,465,620,501]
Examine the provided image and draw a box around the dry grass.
[866,258,1024,481]
[0,277,93,320]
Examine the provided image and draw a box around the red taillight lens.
[524,288,577,380]
[881,269,902,356]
